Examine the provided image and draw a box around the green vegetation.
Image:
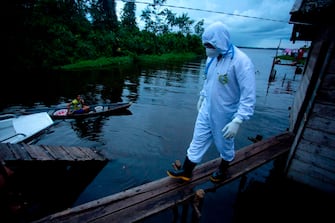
[59,52,199,70]
[276,55,295,60]
[276,54,306,65]
[3,0,205,72]
[59,56,134,70]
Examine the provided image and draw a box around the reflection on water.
[69,109,133,141]
[71,117,105,141]
[1,49,303,222]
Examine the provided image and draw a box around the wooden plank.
[44,145,74,160]
[1,143,107,163]
[287,167,335,194]
[93,140,293,223]
[60,146,89,161]
[288,158,335,185]
[58,146,106,161]
[77,147,106,161]
[91,184,195,223]
[306,115,335,134]
[290,75,311,127]
[302,128,335,148]
[298,139,335,161]
[326,53,335,73]
[316,88,335,105]
[205,134,293,189]
[22,144,53,160]
[311,102,335,120]
[39,145,61,160]
[6,143,31,161]
[94,137,294,223]
[320,73,335,89]
[294,148,335,171]
[0,143,16,160]
[33,132,294,223]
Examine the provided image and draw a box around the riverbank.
[57,52,199,71]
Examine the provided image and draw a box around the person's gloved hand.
[197,95,204,111]
[222,117,243,139]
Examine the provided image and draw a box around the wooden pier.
[33,132,294,223]
[0,143,108,222]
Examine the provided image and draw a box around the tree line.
[3,0,205,71]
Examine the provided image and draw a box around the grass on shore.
[58,52,199,71]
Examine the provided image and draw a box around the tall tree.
[140,0,167,34]
[102,0,118,31]
[121,0,137,31]
[164,8,176,30]
[140,7,153,32]
[90,0,118,31]
[175,13,194,35]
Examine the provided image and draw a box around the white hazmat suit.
[187,21,256,164]
[167,21,256,183]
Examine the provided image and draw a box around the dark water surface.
[2,49,304,222]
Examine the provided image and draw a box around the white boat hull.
[0,112,54,144]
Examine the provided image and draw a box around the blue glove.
[197,95,204,111]
[222,117,243,139]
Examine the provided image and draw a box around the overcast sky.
[116,0,308,49]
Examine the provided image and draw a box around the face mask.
[206,48,220,58]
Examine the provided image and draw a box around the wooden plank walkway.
[0,142,107,162]
[33,131,294,223]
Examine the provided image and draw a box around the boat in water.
[49,102,132,120]
[0,112,54,144]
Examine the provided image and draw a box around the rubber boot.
[210,159,230,183]
[167,156,196,182]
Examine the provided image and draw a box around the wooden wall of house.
[285,34,335,193]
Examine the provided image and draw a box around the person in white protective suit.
[167,21,256,183]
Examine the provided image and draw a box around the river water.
[1,48,301,222]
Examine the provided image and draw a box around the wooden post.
[237,174,248,193]
[191,189,205,222]
[172,205,179,223]
[181,200,189,223]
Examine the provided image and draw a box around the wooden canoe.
[49,102,132,120]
